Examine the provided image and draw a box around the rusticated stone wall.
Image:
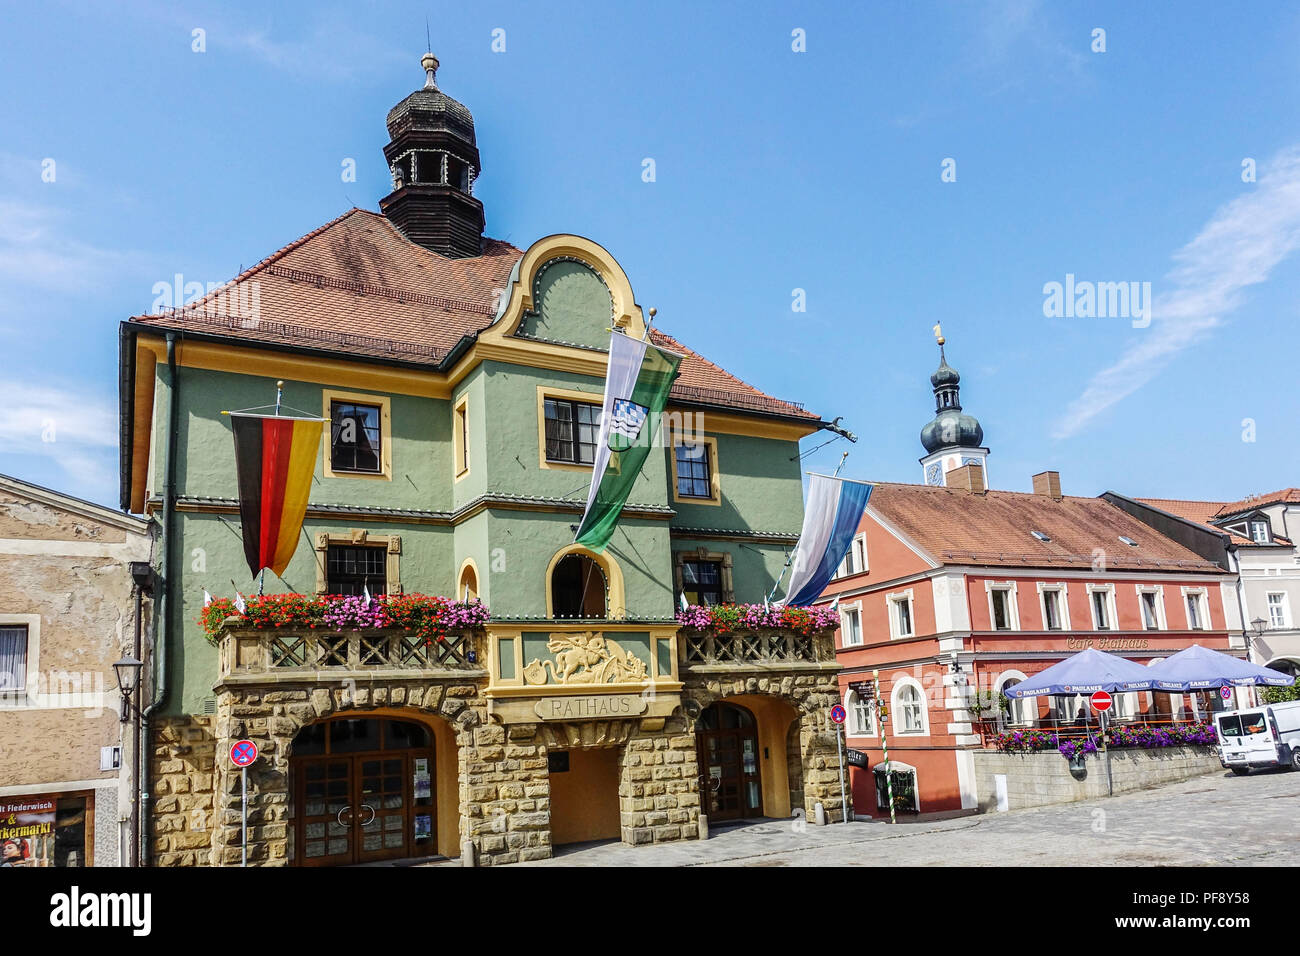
[210,677,486,866]
[148,629,843,866]
[149,715,218,866]
[618,717,701,845]
[681,668,847,823]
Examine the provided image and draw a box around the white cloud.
[0,384,118,499]
[0,200,143,295]
[1053,146,1300,438]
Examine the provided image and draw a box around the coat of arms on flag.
[607,398,648,452]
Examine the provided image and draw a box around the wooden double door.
[291,717,437,866]
[696,701,763,822]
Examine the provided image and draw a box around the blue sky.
[2,0,1299,508]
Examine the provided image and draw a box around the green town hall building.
[117,53,846,866]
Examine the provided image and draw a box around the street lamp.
[113,656,143,724]
[1251,616,1268,640]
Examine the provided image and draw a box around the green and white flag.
[575,330,681,552]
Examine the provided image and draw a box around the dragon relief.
[522,632,649,685]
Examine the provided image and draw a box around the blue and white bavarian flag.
[608,398,649,452]
[781,474,873,606]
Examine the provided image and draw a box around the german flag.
[231,414,323,577]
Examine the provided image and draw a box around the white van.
[1215,700,1300,774]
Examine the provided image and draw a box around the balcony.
[676,604,839,672]
[216,622,487,687]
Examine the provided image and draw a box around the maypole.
[874,668,896,824]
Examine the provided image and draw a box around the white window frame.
[888,589,915,639]
[1086,584,1117,631]
[851,533,868,574]
[1111,690,1138,722]
[891,677,930,736]
[845,687,876,737]
[1267,592,1291,629]
[985,581,1020,631]
[1181,587,1209,631]
[995,670,1035,727]
[1250,519,1270,544]
[839,603,863,648]
[1135,585,1167,631]
[1036,582,1070,631]
[873,760,920,813]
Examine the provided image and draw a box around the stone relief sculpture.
[523,632,648,685]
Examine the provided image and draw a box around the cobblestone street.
[521,768,1300,867]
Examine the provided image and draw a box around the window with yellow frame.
[322,388,393,480]
[671,434,720,505]
[535,385,619,473]
[453,394,470,481]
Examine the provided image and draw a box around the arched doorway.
[290,715,438,867]
[551,553,607,618]
[695,701,763,821]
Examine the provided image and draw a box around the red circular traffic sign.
[1090,691,1113,713]
[230,739,259,767]
[830,704,847,724]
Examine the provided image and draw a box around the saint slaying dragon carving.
[522,632,648,685]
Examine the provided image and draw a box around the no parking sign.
[230,739,258,767]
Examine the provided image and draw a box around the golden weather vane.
[933,322,945,346]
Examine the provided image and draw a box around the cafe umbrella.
[1144,643,1296,692]
[1001,647,1156,699]
[1002,648,1156,795]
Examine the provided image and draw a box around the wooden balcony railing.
[680,628,835,669]
[217,624,485,683]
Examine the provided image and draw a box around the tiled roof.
[129,208,815,422]
[1135,495,1293,547]
[1217,488,1300,517]
[868,483,1222,571]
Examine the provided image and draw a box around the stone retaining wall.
[971,746,1222,813]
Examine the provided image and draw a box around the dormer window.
[1250,519,1270,544]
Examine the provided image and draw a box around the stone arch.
[682,678,843,822]
[284,707,462,861]
[212,680,486,866]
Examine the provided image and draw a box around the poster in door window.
[413,758,431,799]
[414,814,432,839]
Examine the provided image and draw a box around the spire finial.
[933,322,945,347]
[421,51,439,88]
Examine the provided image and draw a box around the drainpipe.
[140,331,179,867]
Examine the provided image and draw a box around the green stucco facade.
[143,260,811,716]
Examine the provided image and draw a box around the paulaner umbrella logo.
[49,887,151,936]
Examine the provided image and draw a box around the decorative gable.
[515,258,616,350]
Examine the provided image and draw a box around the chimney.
[1032,470,1062,499]
[947,462,986,494]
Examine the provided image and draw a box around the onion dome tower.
[919,324,989,486]
[379,52,485,258]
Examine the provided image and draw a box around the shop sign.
[1066,637,1149,651]
[534,694,648,721]
[1,798,56,867]
[846,749,869,769]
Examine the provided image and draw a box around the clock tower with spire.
[919,324,989,486]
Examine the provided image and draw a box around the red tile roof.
[130,208,816,421]
[1134,495,1293,547]
[869,483,1222,572]
[1217,488,1300,517]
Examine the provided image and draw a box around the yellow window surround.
[671,433,721,506]
[321,388,393,481]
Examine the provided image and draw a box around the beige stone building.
[0,474,153,867]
